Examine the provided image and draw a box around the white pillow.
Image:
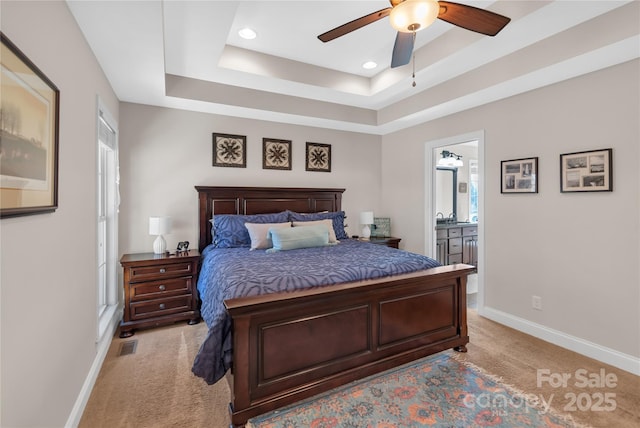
[245,222,291,250]
[292,219,338,243]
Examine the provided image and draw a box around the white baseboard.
[65,307,123,428]
[479,306,640,376]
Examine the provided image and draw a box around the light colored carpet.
[79,321,231,427]
[80,308,639,428]
[460,309,639,428]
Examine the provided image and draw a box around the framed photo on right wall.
[560,148,612,192]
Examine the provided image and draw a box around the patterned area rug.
[247,352,580,428]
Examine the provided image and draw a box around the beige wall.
[1,1,119,427]
[118,103,382,255]
[382,60,640,364]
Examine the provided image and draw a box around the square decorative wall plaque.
[306,142,331,172]
[212,133,246,168]
[263,138,291,170]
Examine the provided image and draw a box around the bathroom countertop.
[435,221,477,229]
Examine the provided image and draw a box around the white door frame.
[424,130,485,311]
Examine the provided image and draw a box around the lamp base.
[153,235,167,254]
[361,225,371,240]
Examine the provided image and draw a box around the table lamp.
[149,216,171,254]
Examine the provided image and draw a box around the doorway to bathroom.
[425,132,483,310]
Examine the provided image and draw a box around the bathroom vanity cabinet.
[436,223,477,269]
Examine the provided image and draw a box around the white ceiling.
[67,0,638,135]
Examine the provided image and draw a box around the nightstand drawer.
[128,262,194,282]
[130,295,194,320]
[367,237,401,249]
[130,277,193,301]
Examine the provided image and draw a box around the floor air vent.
[118,340,137,356]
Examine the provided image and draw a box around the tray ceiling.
[67,1,638,134]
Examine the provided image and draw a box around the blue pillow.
[288,210,348,240]
[266,225,332,253]
[212,212,289,248]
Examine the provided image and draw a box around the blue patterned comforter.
[191,239,441,384]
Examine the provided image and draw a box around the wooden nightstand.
[366,236,401,249]
[119,250,200,338]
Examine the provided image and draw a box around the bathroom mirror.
[435,167,457,223]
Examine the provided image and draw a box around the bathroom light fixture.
[360,211,374,240]
[149,216,171,254]
[238,28,257,40]
[389,0,439,33]
[438,150,464,168]
[362,61,377,70]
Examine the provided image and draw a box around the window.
[97,101,119,341]
[469,159,478,223]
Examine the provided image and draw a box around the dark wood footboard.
[224,263,474,427]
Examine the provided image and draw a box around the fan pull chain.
[412,53,416,87]
[412,31,416,87]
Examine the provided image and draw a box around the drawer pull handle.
[159,303,166,310]
[158,285,166,291]
[159,268,166,273]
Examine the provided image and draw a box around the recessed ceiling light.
[362,61,377,70]
[238,28,257,40]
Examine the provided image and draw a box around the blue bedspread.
[191,239,441,384]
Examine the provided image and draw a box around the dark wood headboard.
[195,186,345,252]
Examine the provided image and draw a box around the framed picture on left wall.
[1,32,60,218]
[212,133,246,168]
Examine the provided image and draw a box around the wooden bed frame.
[196,186,474,427]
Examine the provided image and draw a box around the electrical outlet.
[532,295,542,311]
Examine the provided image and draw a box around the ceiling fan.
[318,0,511,68]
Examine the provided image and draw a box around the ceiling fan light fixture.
[390,0,439,33]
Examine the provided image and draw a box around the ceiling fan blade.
[318,8,392,42]
[437,1,511,36]
[391,32,414,68]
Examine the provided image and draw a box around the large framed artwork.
[560,148,612,192]
[212,133,246,168]
[1,32,60,218]
[306,142,331,172]
[500,157,538,194]
[263,138,291,170]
